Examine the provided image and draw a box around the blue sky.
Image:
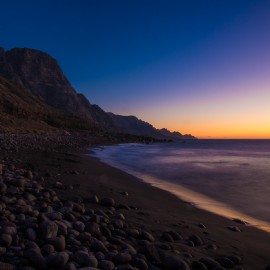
[1,0,270,137]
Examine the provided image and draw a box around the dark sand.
[11,148,270,270]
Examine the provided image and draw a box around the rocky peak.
[0,48,96,121]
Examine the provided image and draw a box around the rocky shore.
[0,134,270,270]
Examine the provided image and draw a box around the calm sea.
[90,140,270,230]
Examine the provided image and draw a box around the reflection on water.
[90,140,270,231]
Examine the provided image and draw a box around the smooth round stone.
[41,244,55,256]
[137,241,160,264]
[113,219,124,229]
[140,231,155,242]
[167,231,183,241]
[200,257,222,270]
[113,252,132,265]
[162,256,190,270]
[41,220,58,239]
[64,262,77,270]
[191,261,207,270]
[189,235,203,246]
[90,238,108,253]
[75,250,98,267]
[126,228,139,238]
[47,251,69,269]
[162,233,174,242]
[216,257,234,268]
[85,222,101,237]
[0,262,14,270]
[24,248,47,270]
[100,198,115,207]
[47,235,66,251]
[89,195,99,204]
[99,260,115,270]
[46,211,63,221]
[73,221,85,232]
[0,233,12,247]
[132,258,148,270]
[26,228,37,241]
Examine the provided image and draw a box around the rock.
[114,264,134,270]
[75,250,98,267]
[26,170,33,179]
[0,233,12,247]
[227,226,241,232]
[167,231,183,241]
[132,257,148,270]
[232,218,247,225]
[138,240,160,264]
[162,256,190,270]
[162,232,174,242]
[226,255,241,265]
[73,221,85,232]
[0,262,14,270]
[47,235,65,251]
[216,257,234,268]
[85,222,101,237]
[189,235,204,246]
[26,228,37,241]
[89,195,99,204]
[41,220,58,238]
[120,191,129,196]
[114,252,132,265]
[191,261,207,270]
[200,257,222,270]
[99,260,115,270]
[0,183,7,193]
[46,211,63,221]
[41,244,55,256]
[113,219,124,229]
[47,251,69,269]
[65,262,77,270]
[140,230,155,242]
[90,238,108,253]
[100,198,115,207]
[198,223,206,229]
[126,228,140,238]
[24,248,47,270]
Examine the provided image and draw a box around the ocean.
[90,140,270,230]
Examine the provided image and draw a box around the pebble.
[162,256,190,270]
[100,198,115,207]
[189,235,204,246]
[99,260,115,270]
[47,251,69,268]
[47,235,66,251]
[0,233,12,247]
[41,220,58,238]
[227,226,241,232]
[75,250,98,267]
[140,230,155,242]
[200,257,222,270]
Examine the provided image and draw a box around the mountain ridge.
[0,47,196,139]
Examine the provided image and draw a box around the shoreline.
[1,141,270,269]
[26,147,270,268]
[89,144,270,233]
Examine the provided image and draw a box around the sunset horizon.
[1,0,270,139]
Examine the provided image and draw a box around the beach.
[1,138,269,270]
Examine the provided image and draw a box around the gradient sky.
[1,0,270,138]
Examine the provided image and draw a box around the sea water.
[90,140,270,230]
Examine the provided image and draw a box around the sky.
[1,0,270,138]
